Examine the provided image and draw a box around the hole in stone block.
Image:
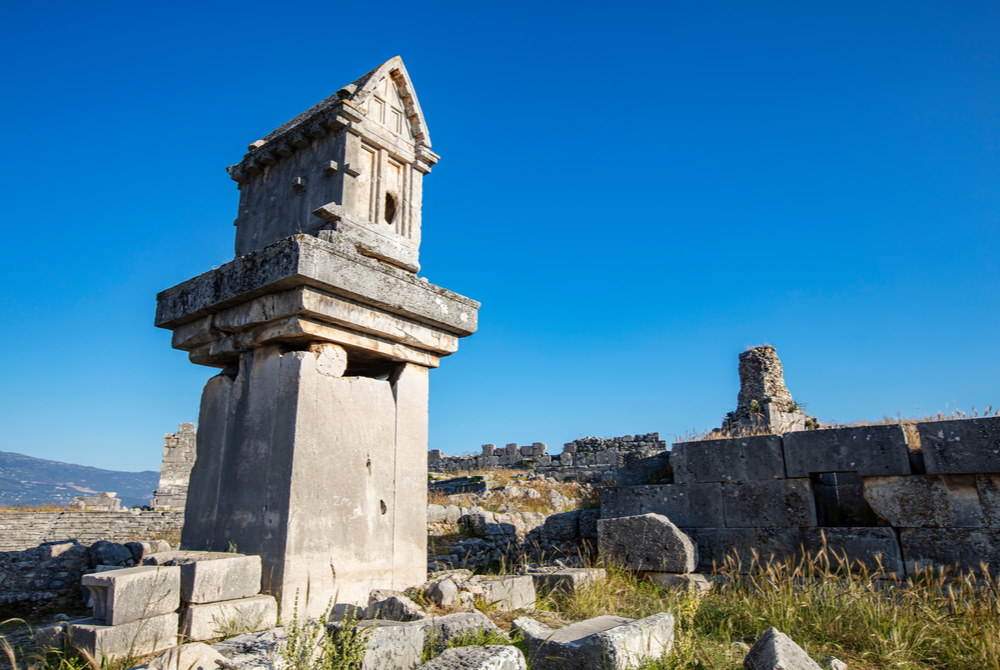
[383,193,397,224]
[380,500,387,515]
[810,472,879,527]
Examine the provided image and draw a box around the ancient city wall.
[0,510,183,552]
[601,416,1000,575]
[429,433,668,484]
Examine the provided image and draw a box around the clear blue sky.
[1,1,997,472]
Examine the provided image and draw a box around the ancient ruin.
[152,423,196,511]
[722,345,819,434]
[154,57,479,615]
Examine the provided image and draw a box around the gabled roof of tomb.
[265,56,431,146]
[227,57,433,182]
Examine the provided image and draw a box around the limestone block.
[146,642,228,670]
[476,576,536,611]
[722,480,816,528]
[516,612,674,670]
[428,579,459,607]
[821,656,849,670]
[579,509,600,539]
[919,417,1000,474]
[542,511,580,540]
[416,645,526,670]
[600,484,725,528]
[145,552,262,604]
[783,425,911,477]
[899,528,1000,574]
[368,589,428,621]
[82,565,180,626]
[976,475,1000,527]
[686,528,801,573]
[341,619,424,670]
[598,514,696,572]
[529,569,606,596]
[670,435,785,483]
[210,626,286,670]
[801,528,903,574]
[743,627,821,670]
[862,475,984,527]
[415,611,508,650]
[641,572,712,594]
[67,612,178,662]
[181,595,278,642]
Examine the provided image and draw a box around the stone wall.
[601,416,1000,575]
[429,433,668,485]
[0,510,183,552]
[427,504,597,570]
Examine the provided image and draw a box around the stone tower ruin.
[723,345,818,434]
[155,57,479,616]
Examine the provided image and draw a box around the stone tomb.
[156,57,479,616]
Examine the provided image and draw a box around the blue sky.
[1,1,997,472]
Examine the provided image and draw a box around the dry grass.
[531,544,1000,670]
[0,505,70,513]
[428,472,596,515]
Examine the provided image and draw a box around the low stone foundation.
[0,510,183,552]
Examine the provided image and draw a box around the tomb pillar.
[155,57,479,617]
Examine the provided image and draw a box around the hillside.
[0,451,159,508]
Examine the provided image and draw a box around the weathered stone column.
[155,58,479,616]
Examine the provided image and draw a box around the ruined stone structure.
[152,423,196,511]
[69,492,122,511]
[155,57,479,615]
[722,345,819,434]
[429,434,668,484]
[0,510,182,552]
[603,416,1000,575]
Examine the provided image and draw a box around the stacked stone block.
[601,416,1000,575]
[70,565,181,661]
[144,551,277,642]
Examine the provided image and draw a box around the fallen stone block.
[529,568,606,596]
[641,572,712,593]
[146,642,228,670]
[598,514,696,572]
[368,589,428,621]
[686,528,801,573]
[428,578,459,607]
[417,645,526,670]
[476,576,536,611]
[783,425,911,477]
[743,627,821,670]
[918,417,1000,475]
[802,528,903,575]
[600,484,725,528]
[515,612,674,670]
[144,552,262,604]
[671,435,785,483]
[722,479,816,528]
[863,475,984,527]
[67,612,178,662]
[181,594,278,642]
[82,565,180,626]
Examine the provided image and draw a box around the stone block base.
[68,612,178,662]
[477,576,536,611]
[181,595,278,641]
[529,568,606,596]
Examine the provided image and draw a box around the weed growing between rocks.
[534,546,1000,670]
[278,596,368,670]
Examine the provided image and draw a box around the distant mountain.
[0,451,159,509]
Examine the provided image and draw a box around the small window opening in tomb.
[379,500,387,515]
[810,472,880,527]
[383,193,397,224]
[366,458,372,474]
